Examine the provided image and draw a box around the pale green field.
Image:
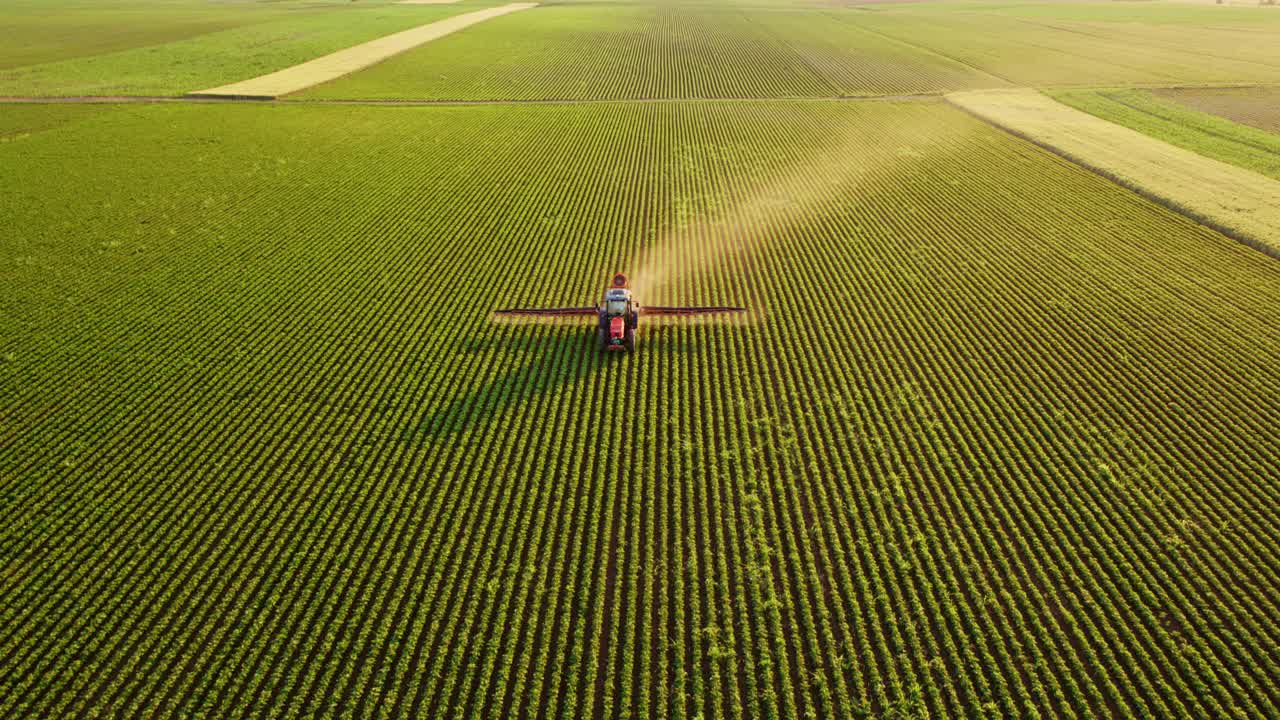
[941,0,1280,27]
[855,3,1280,87]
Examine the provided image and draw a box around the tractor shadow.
[404,324,702,442]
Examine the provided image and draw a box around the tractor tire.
[623,326,636,353]
[596,325,608,353]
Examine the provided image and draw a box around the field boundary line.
[948,88,1280,259]
[0,93,944,106]
[187,3,538,100]
[5,82,1279,106]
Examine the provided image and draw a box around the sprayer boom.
[491,273,745,353]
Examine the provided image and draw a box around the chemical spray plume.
[628,108,948,304]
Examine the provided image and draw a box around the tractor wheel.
[596,325,608,353]
[623,326,636,353]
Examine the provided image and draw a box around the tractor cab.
[603,288,632,317]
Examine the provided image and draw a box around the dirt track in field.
[189,3,537,99]
[949,88,1280,258]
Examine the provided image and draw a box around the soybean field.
[3,1,1280,719]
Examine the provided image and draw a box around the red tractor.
[494,273,745,353]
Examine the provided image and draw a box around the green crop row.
[2,99,1279,719]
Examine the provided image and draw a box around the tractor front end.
[606,316,629,351]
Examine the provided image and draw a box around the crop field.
[0,2,480,97]
[193,3,538,99]
[305,6,837,101]
[0,103,113,140]
[3,98,1280,718]
[1153,86,1280,134]
[6,1,1280,101]
[301,6,1005,100]
[1053,88,1280,180]
[949,88,1280,256]
[0,0,325,70]
[854,3,1280,88]
[4,0,1280,718]
[297,1,1280,101]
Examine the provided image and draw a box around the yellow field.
[190,3,537,99]
[948,88,1280,257]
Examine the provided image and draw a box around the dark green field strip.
[2,100,1280,718]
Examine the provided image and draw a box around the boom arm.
[492,307,598,318]
[640,306,746,316]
